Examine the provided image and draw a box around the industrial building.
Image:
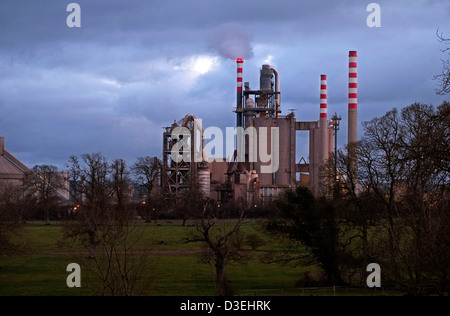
[0,136,70,201]
[162,52,358,206]
[0,137,31,188]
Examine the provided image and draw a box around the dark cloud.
[0,0,448,168]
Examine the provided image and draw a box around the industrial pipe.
[268,66,281,117]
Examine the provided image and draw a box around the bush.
[245,233,267,251]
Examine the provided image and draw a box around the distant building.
[0,137,31,188]
[0,136,70,202]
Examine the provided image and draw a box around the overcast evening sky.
[0,0,449,169]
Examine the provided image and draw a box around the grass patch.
[0,255,92,296]
[0,220,397,296]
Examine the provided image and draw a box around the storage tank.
[198,167,211,198]
[260,65,274,92]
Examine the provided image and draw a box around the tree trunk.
[45,206,50,226]
[215,259,234,296]
[215,260,227,296]
[153,209,158,224]
[88,231,96,259]
[362,221,369,264]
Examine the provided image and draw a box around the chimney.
[320,75,329,163]
[236,58,244,128]
[0,137,4,155]
[348,51,358,145]
[320,74,328,119]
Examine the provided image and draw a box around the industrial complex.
[161,51,359,206]
[1,51,359,209]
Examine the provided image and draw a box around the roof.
[0,137,30,180]
[0,137,70,203]
[0,155,26,175]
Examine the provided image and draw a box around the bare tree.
[335,102,450,294]
[320,143,379,278]
[28,165,67,225]
[395,103,450,294]
[176,175,205,226]
[185,199,248,296]
[0,185,28,258]
[63,153,157,296]
[434,29,450,95]
[360,108,407,281]
[132,156,161,223]
[71,210,157,296]
[111,159,132,214]
[318,102,450,293]
[66,153,111,258]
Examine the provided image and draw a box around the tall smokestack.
[348,51,358,145]
[236,58,244,128]
[320,74,328,120]
[320,75,329,163]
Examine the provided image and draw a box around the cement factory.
[161,51,359,206]
[1,51,359,209]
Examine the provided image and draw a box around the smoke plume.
[208,23,254,60]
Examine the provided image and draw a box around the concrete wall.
[250,116,296,187]
[308,124,334,197]
[309,127,321,196]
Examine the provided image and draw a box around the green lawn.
[0,255,91,296]
[0,221,395,296]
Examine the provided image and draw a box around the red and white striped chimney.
[320,74,329,163]
[348,51,358,145]
[236,58,244,128]
[320,74,327,119]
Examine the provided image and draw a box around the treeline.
[266,102,449,295]
[0,154,164,224]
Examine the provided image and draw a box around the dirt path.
[30,249,200,256]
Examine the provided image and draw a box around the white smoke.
[208,23,254,60]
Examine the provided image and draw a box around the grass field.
[0,221,392,296]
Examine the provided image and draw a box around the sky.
[0,0,449,170]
